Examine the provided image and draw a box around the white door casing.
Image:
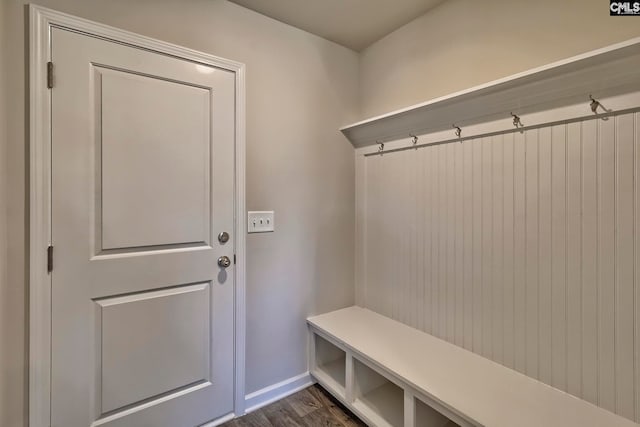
[29,6,247,427]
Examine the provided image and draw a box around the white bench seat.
[307,306,638,427]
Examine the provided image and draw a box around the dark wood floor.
[222,384,366,427]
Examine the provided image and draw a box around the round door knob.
[218,256,231,268]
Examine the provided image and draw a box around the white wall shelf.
[308,306,639,427]
[340,37,640,148]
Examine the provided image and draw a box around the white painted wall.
[359,0,640,118]
[0,1,358,426]
[357,110,640,423]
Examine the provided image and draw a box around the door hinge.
[47,245,53,273]
[47,62,54,89]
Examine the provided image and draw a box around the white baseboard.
[244,372,314,414]
[200,412,236,427]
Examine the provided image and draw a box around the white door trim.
[28,5,247,426]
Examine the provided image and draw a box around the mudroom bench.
[307,306,638,427]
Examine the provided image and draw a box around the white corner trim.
[244,373,315,414]
[29,5,246,427]
[233,59,248,418]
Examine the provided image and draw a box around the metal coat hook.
[589,95,602,114]
[378,141,385,153]
[453,125,462,139]
[511,112,523,128]
[410,135,418,146]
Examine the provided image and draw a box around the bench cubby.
[414,397,459,427]
[310,332,347,397]
[352,358,404,427]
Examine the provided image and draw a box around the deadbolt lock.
[218,231,230,244]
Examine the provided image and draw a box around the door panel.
[99,67,212,250]
[98,283,211,414]
[51,27,235,427]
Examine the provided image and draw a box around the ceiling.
[228,0,445,51]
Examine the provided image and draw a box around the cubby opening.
[313,333,346,392]
[353,359,403,427]
[415,398,460,427]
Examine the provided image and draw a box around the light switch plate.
[248,211,274,233]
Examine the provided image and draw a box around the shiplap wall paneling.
[635,113,640,424]
[358,110,640,423]
[617,113,635,420]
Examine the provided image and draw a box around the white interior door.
[50,27,236,427]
